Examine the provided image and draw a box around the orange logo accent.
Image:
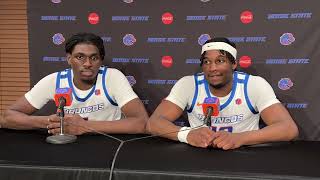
[196,102,203,106]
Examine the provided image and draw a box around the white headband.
[201,42,237,59]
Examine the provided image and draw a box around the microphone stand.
[46,99,77,144]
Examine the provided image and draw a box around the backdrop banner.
[27,0,320,140]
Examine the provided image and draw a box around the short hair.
[65,33,105,60]
[200,37,236,66]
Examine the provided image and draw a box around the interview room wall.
[0,0,30,118]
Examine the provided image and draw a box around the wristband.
[177,126,191,144]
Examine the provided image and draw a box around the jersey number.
[211,126,233,132]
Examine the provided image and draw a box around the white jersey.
[166,71,280,133]
[25,66,138,121]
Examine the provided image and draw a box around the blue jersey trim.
[198,79,205,85]
[187,74,199,113]
[56,69,70,90]
[244,74,258,114]
[237,79,245,83]
[102,67,118,106]
[67,69,96,102]
[56,72,61,89]
[203,72,238,110]
[236,71,246,83]
[60,74,68,79]
[220,71,238,110]
[204,79,212,98]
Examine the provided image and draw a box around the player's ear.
[232,60,237,70]
[66,54,71,65]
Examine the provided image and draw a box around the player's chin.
[209,82,224,89]
[81,72,98,79]
[80,76,96,83]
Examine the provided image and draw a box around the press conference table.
[0,129,319,180]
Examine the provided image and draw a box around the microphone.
[46,88,77,144]
[54,88,72,117]
[202,97,220,127]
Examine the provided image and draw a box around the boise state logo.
[280,33,295,45]
[126,76,136,86]
[278,78,293,90]
[52,33,65,45]
[123,34,136,46]
[198,34,211,45]
[51,0,61,3]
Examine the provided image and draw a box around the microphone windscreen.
[54,88,73,107]
[202,97,220,116]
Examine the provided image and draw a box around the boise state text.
[197,114,244,124]
[65,103,104,114]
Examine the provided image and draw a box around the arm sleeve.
[106,69,138,108]
[24,73,57,109]
[247,76,280,113]
[165,76,195,110]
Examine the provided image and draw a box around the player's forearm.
[147,115,181,141]
[85,117,147,134]
[239,120,299,146]
[2,109,47,130]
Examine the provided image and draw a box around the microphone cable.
[63,117,210,180]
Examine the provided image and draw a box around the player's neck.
[73,77,97,90]
[209,80,233,97]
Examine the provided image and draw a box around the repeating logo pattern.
[29,1,316,139]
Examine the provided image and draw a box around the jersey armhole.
[244,75,259,114]
[187,74,199,113]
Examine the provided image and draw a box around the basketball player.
[2,33,148,135]
[147,37,298,150]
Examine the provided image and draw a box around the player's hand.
[212,131,244,150]
[187,127,215,148]
[47,114,88,135]
[44,114,59,129]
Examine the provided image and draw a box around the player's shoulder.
[106,67,124,76]
[248,74,267,83]
[41,71,60,81]
[236,71,266,82]
[176,74,196,85]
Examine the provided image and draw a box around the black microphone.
[56,96,66,117]
[204,106,213,126]
[54,88,72,117]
